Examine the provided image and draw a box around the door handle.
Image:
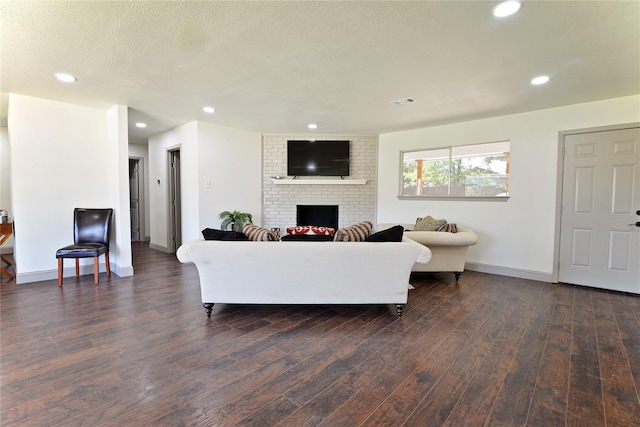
[629,222,640,227]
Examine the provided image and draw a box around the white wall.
[148,121,197,251]
[378,95,640,281]
[0,126,13,251]
[8,94,133,283]
[129,143,151,240]
[196,122,262,239]
[107,105,133,277]
[147,121,262,248]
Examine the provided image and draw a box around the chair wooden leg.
[75,259,80,277]
[94,257,99,285]
[0,266,13,280]
[58,258,63,286]
[105,252,110,277]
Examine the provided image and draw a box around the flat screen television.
[287,140,350,177]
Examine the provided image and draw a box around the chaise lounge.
[378,223,478,281]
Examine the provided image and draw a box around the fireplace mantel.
[271,179,367,185]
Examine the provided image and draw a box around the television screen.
[287,140,350,177]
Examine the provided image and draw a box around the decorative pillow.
[202,228,227,240]
[285,225,335,236]
[365,225,404,242]
[437,223,458,233]
[224,232,249,241]
[202,228,249,241]
[414,215,447,231]
[333,221,373,242]
[281,234,334,242]
[242,223,279,241]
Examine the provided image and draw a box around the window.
[401,141,510,198]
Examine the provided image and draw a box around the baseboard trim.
[465,262,554,283]
[16,263,131,284]
[113,264,134,277]
[149,243,172,253]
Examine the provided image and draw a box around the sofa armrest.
[176,236,205,263]
[379,223,478,247]
[401,236,432,264]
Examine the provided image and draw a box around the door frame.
[553,121,640,283]
[167,148,181,253]
[128,156,145,241]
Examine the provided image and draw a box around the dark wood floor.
[1,243,639,426]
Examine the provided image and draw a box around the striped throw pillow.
[242,223,279,241]
[437,223,458,233]
[333,221,373,242]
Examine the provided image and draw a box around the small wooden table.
[0,222,14,280]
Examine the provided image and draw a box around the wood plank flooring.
[1,243,639,426]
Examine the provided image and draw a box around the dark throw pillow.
[365,225,404,242]
[202,228,228,240]
[202,228,249,241]
[222,231,249,241]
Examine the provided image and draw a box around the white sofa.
[379,223,478,281]
[176,237,431,317]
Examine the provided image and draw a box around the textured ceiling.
[1,1,639,142]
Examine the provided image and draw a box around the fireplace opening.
[297,205,338,230]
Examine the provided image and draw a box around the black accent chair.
[56,208,113,286]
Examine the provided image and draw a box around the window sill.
[397,195,510,201]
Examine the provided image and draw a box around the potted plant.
[218,210,253,232]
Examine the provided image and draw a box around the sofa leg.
[454,272,462,282]
[203,303,214,317]
[396,304,405,317]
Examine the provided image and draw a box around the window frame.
[398,140,511,200]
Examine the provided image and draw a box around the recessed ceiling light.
[531,75,550,85]
[493,1,522,18]
[54,73,77,82]
[390,97,416,105]
[135,122,147,128]
[308,123,318,129]
[203,106,215,113]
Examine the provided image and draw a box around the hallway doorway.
[168,149,181,253]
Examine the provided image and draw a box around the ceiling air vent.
[390,97,417,105]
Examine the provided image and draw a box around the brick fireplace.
[261,134,378,231]
[297,205,339,230]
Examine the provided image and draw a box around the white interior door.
[560,127,640,293]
